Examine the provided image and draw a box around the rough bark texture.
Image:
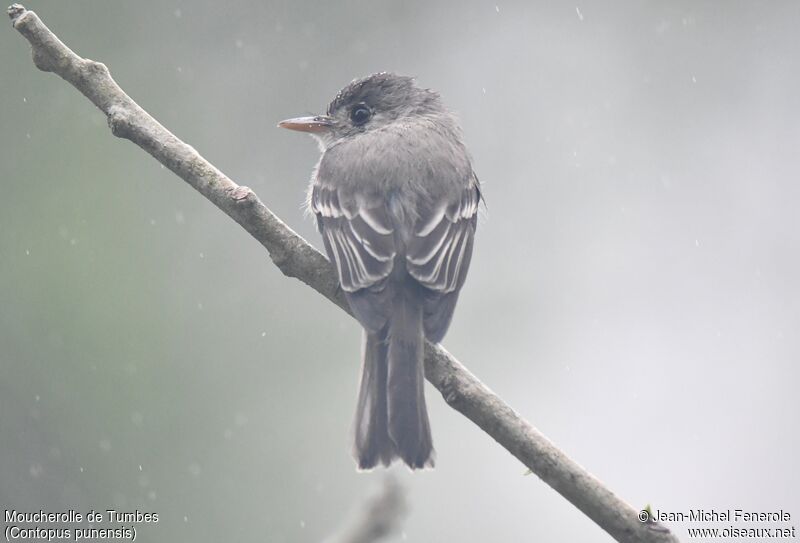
[8,5,679,542]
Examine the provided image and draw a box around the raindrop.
[174,8,182,18]
[494,5,500,13]
[575,6,584,21]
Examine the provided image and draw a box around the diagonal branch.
[7,5,679,542]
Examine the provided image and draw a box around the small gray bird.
[279,73,480,470]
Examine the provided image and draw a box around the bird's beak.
[277,115,334,133]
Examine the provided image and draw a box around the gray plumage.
[282,73,480,470]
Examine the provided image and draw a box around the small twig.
[8,5,679,542]
[323,477,407,543]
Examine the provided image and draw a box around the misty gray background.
[2,1,798,541]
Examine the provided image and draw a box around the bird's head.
[278,72,444,148]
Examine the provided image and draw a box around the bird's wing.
[406,177,480,294]
[311,183,396,293]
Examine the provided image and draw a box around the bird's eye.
[350,104,371,126]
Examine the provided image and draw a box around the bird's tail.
[352,295,434,470]
[353,329,394,470]
[387,292,434,468]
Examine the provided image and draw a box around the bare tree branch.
[7,5,679,542]
[323,477,408,543]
